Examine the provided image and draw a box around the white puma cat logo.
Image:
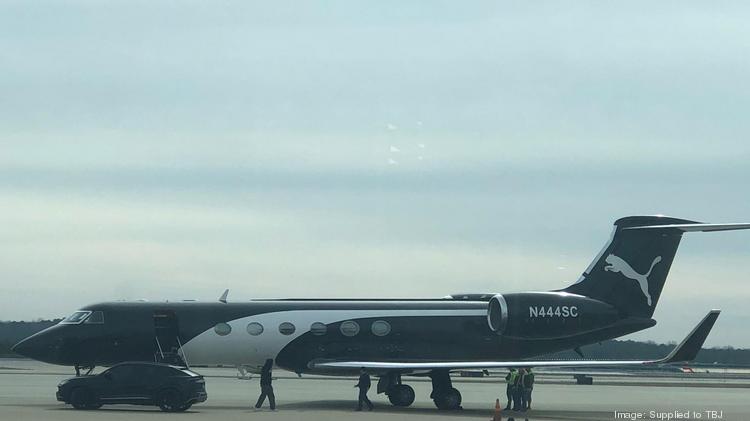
[603,254,662,306]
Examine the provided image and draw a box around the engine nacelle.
[487,294,508,335]
[487,292,622,339]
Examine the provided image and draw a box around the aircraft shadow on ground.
[277,400,611,420]
[44,401,610,420]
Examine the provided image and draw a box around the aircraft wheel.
[157,389,183,412]
[433,387,462,410]
[387,384,415,407]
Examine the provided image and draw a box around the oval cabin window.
[340,320,360,337]
[246,322,264,336]
[310,322,327,336]
[279,322,296,335]
[371,320,391,336]
[214,322,232,336]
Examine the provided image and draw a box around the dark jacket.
[260,363,273,387]
[356,373,371,390]
[523,371,535,389]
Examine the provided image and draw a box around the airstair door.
[153,310,185,365]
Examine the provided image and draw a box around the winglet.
[658,310,720,364]
[219,289,229,304]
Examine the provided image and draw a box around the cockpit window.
[84,311,104,324]
[60,311,92,325]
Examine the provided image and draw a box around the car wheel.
[157,389,183,412]
[70,388,94,410]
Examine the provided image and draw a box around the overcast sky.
[1,1,749,347]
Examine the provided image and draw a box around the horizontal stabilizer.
[624,223,750,232]
[312,310,720,372]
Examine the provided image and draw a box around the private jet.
[13,216,749,409]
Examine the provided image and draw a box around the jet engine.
[487,292,631,339]
[486,294,508,335]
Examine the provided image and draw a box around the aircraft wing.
[311,310,719,372]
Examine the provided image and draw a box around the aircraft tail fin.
[561,216,750,318]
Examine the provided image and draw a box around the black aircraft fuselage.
[12,293,651,374]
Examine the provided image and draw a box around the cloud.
[0,1,749,347]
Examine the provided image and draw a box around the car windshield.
[60,311,92,325]
[101,364,140,380]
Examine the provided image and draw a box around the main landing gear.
[430,370,462,410]
[378,370,462,410]
[388,384,416,407]
[379,373,416,407]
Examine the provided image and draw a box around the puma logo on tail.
[603,254,662,306]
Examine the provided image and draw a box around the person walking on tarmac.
[354,368,374,411]
[254,359,276,410]
[512,368,525,411]
[522,368,535,411]
[504,368,517,410]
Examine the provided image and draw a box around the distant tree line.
[1,320,749,365]
[548,340,750,366]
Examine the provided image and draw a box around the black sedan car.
[57,362,207,412]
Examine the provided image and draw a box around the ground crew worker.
[504,368,517,410]
[512,368,524,411]
[522,367,534,410]
[254,359,276,410]
[354,368,374,411]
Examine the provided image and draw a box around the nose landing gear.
[74,365,95,376]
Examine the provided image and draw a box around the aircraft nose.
[12,331,61,364]
[11,336,35,357]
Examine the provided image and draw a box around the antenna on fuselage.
[219,289,229,304]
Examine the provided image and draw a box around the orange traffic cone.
[491,398,502,421]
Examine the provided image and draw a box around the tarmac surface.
[1,359,747,421]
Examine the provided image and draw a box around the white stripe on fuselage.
[180,309,486,370]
